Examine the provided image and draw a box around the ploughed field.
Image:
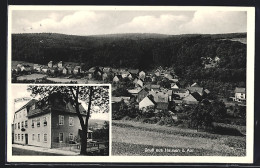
[112,120,246,156]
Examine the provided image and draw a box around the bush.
[212,124,244,136]
[142,117,159,124]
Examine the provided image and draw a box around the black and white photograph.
[10,84,110,156]
[7,6,254,163]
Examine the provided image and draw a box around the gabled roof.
[88,67,96,73]
[191,92,202,101]
[169,79,179,83]
[191,82,200,87]
[74,66,81,70]
[128,69,139,74]
[27,99,86,118]
[139,96,156,109]
[15,99,37,113]
[128,88,142,94]
[183,94,198,104]
[188,86,203,95]
[234,87,246,93]
[136,79,144,86]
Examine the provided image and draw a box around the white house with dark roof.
[139,96,156,110]
[48,61,53,68]
[58,61,63,68]
[139,71,146,80]
[73,66,81,75]
[234,87,246,102]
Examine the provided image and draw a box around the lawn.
[112,120,246,156]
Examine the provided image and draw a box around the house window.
[37,134,40,142]
[19,112,21,118]
[21,134,24,141]
[18,134,20,141]
[15,134,17,140]
[43,117,47,126]
[44,134,47,142]
[69,117,74,126]
[21,121,24,128]
[37,118,40,127]
[18,122,20,129]
[14,123,17,129]
[32,134,35,141]
[59,115,64,125]
[59,133,64,142]
[25,120,28,128]
[32,119,34,128]
[69,133,74,141]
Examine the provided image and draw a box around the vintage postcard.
[7,5,255,163]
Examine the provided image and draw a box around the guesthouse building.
[13,93,91,148]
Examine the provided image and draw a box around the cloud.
[115,14,190,34]
[12,10,247,35]
[180,11,247,34]
[13,11,111,35]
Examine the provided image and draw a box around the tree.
[28,85,109,155]
[188,103,214,132]
[210,100,227,121]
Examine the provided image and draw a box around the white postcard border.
[7,5,255,163]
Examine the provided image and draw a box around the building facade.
[13,93,90,148]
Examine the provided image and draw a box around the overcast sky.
[11,85,109,121]
[11,10,247,35]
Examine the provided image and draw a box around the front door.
[25,134,28,145]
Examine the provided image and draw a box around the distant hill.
[89,119,108,125]
[12,32,246,70]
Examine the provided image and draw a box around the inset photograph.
[11,85,110,156]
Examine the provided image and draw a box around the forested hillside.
[12,33,246,95]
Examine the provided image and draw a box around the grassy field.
[17,74,47,81]
[112,120,246,156]
[47,77,102,84]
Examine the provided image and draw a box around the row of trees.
[113,97,246,131]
